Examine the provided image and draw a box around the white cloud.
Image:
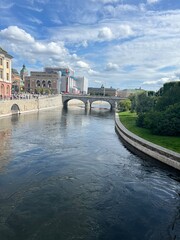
[143,76,180,85]
[103,3,139,17]
[0,26,35,43]
[98,27,113,40]
[147,0,160,4]
[81,40,88,48]
[28,17,42,25]
[76,61,90,69]
[88,69,99,75]
[116,24,134,37]
[50,23,134,45]
[0,26,70,68]
[105,62,119,71]
[71,54,79,60]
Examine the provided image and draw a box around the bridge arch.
[90,100,112,110]
[11,104,20,115]
[63,98,87,108]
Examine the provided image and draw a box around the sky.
[1,0,180,91]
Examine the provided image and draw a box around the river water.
[0,106,180,240]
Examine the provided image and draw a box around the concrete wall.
[0,95,63,118]
[115,113,180,171]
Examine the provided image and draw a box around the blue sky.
[1,0,180,90]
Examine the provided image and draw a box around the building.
[24,66,88,95]
[60,75,88,94]
[88,86,117,96]
[24,71,59,94]
[44,67,88,94]
[11,69,21,93]
[0,47,13,98]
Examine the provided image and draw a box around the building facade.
[88,86,117,96]
[24,71,59,94]
[11,69,21,93]
[0,47,13,98]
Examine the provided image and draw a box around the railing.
[0,94,59,101]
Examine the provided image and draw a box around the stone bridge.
[62,94,126,110]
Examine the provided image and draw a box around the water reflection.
[0,107,179,240]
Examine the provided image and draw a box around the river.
[0,106,180,240]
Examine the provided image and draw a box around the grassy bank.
[119,111,180,153]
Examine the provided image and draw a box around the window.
[7,86,10,94]
[0,70,2,79]
[6,61,9,68]
[36,80,41,87]
[0,58,2,65]
[42,80,46,87]
[7,73,9,80]
[48,81,51,88]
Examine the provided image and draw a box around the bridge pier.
[85,100,91,109]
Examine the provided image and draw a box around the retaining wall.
[0,95,63,118]
[115,113,180,171]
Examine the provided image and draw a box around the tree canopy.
[130,81,180,136]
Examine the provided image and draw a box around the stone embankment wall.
[115,113,180,171]
[0,95,63,118]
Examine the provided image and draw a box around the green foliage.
[129,94,137,112]
[118,99,131,112]
[130,81,180,136]
[119,111,180,153]
[155,81,180,111]
[143,103,180,136]
[129,92,155,114]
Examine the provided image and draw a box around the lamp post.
[101,84,105,96]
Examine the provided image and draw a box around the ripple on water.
[0,109,180,240]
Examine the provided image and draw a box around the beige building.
[24,71,59,94]
[88,86,117,96]
[0,47,13,98]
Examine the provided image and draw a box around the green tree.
[118,99,131,112]
[135,92,155,114]
[135,81,180,136]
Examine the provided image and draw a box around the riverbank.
[115,112,180,171]
[0,95,63,118]
[119,111,180,153]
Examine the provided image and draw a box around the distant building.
[0,47,13,98]
[24,71,59,94]
[11,69,21,93]
[24,66,88,94]
[61,75,88,94]
[116,88,145,98]
[45,67,88,94]
[88,86,116,96]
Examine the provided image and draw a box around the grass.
[119,111,180,154]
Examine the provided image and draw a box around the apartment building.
[0,47,13,98]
